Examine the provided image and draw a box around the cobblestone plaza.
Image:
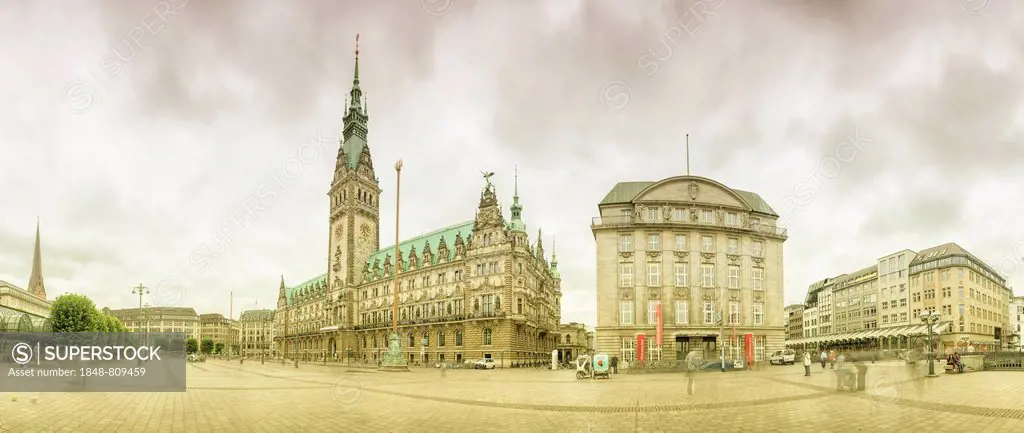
[1,361,1023,432]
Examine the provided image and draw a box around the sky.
[2,0,1024,327]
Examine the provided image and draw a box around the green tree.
[186,337,199,354]
[50,294,103,332]
[103,314,126,333]
[214,342,224,354]
[200,338,214,354]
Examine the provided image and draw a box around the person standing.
[685,350,699,395]
[829,350,836,369]
[803,352,812,376]
[820,349,828,369]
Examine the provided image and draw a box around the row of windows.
[619,233,764,256]
[619,263,764,289]
[910,256,1004,288]
[618,300,764,326]
[628,206,754,227]
[361,329,498,348]
[618,335,767,363]
[364,270,467,299]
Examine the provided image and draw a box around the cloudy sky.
[2,0,1023,326]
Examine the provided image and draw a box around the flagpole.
[686,134,690,176]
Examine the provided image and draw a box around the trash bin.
[855,364,868,391]
[836,370,856,391]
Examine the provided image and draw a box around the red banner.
[636,334,646,362]
[655,303,663,346]
[744,333,754,364]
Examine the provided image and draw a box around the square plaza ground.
[1,360,1023,432]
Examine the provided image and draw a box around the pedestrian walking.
[685,350,699,395]
[829,350,836,369]
[803,352,812,376]
[820,349,828,369]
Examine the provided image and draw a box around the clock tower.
[328,34,380,310]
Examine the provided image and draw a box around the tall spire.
[278,275,286,302]
[27,217,46,300]
[338,33,371,171]
[509,165,526,232]
[350,33,362,110]
[550,237,561,279]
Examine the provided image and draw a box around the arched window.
[362,336,368,348]
[408,333,415,347]
[565,334,571,344]
[455,330,463,346]
[423,332,429,346]
[438,331,446,347]
[483,328,493,345]
[372,336,377,347]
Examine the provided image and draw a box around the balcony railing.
[591,215,788,237]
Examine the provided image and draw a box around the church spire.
[277,275,286,303]
[27,217,46,300]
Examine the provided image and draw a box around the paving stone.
[0,361,1022,431]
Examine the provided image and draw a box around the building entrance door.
[675,336,690,362]
[702,336,717,359]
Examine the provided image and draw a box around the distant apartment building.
[239,309,276,358]
[104,307,200,340]
[199,313,239,354]
[1009,296,1023,351]
[789,243,1013,353]
[784,304,803,341]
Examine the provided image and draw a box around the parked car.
[699,360,741,371]
[769,349,797,365]
[473,358,496,369]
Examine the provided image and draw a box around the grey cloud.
[4,0,1024,325]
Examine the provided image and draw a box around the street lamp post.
[920,311,940,377]
[380,159,409,371]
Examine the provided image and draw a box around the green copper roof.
[342,134,367,169]
[285,273,328,303]
[598,177,779,217]
[240,309,275,321]
[366,220,475,270]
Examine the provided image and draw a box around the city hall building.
[274,41,563,367]
[591,176,789,364]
